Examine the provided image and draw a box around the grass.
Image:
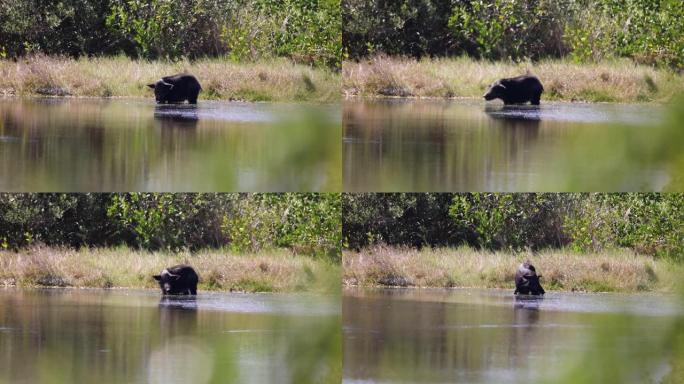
[343,55,684,103]
[0,246,340,293]
[0,54,340,102]
[343,245,683,293]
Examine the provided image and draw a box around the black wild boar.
[484,75,544,105]
[153,265,199,295]
[514,260,545,295]
[147,74,202,104]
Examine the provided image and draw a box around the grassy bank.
[343,56,684,103]
[343,246,683,293]
[0,246,340,293]
[0,55,340,102]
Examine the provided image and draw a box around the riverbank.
[343,246,683,293]
[0,55,340,102]
[0,247,340,293]
[343,56,684,103]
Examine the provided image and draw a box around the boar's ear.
[501,79,516,88]
[153,275,162,281]
[147,83,156,89]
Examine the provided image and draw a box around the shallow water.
[344,99,673,191]
[0,98,341,191]
[0,288,340,384]
[343,288,682,384]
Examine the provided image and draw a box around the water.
[0,288,341,384]
[343,288,683,384]
[0,98,341,191]
[343,99,674,192]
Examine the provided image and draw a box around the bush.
[448,193,572,250]
[343,0,457,59]
[0,193,341,262]
[342,193,461,249]
[223,193,341,261]
[343,193,684,261]
[344,0,684,70]
[0,0,342,68]
[448,0,570,60]
[563,193,684,260]
[0,194,114,249]
[565,0,684,68]
[0,0,127,58]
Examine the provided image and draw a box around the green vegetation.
[0,0,341,68]
[0,1,341,101]
[343,246,683,292]
[344,0,684,70]
[343,55,684,102]
[0,193,341,262]
[0,246,339,293]
[0,193,341,292]
[549,94,684,191]
[0,55,340,101]
[343,192,684,292]
[344,0,684,102]
[343,193,684,261]
[550,312,684,384]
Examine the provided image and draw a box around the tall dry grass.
[0,55,340,102]
[343,245,682,293]
[343,55,684,103]
[0,246,339,293]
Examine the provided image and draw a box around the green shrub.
[344,0,684,70]
[0,0,342,68]
[0,193,341,262]
[448,0,570,60]
[343,193,684,261]
[222,193,341,261]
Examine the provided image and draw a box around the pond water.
[0,98,341,191]
[0,288,341,384]
[343,288,683,384]
[343,99,676,192]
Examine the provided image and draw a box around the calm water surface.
[0,288,340,384]
[0,98,341,191]
[344,100,673,191]
[344,288,683,383]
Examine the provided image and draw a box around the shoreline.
[0,55,341,103]
[343,94,666,105]
[341,285,679,297]
[0,94,342,106]
[0,285,338,296]
[0,247,340,294]
[343,246,683,294]
[343,56,684,104]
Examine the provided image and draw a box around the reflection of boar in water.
[514,260,545,295]
[147,74,202,104]
[153,265,199,295]
[484,75,544,105]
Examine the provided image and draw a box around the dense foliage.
[344,0,684,69]
[343,193,684,260]
[0,193,341,261]
[0,0,341,67]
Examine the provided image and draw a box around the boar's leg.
[531,92,541,105]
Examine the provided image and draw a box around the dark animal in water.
[153,265,199,295]
[483,75,544,105]
[147,74,202,104]
[514,260,545,295]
